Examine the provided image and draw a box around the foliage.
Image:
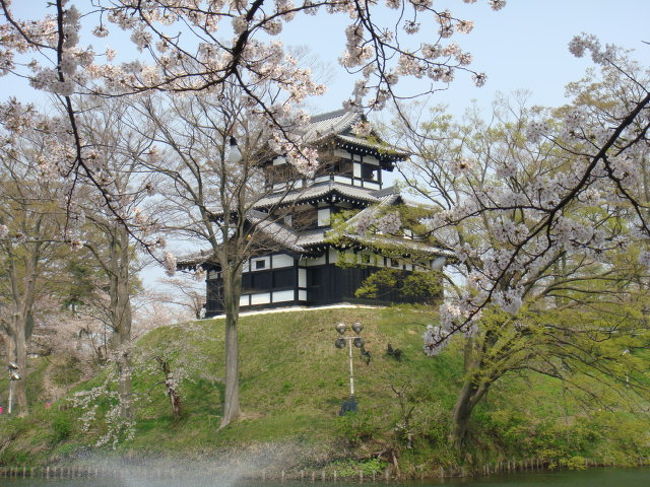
[67,365,136,449]
[328,458,388,477]
[133,323,220,420]
[49,412,74,445]
[335,411,380,447]
[389,48,650,446]
[355,268,442,303]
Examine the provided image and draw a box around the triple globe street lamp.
[334,321,365,415]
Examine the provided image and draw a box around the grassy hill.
[1,306,648,477]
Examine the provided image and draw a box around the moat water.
[0,468,648,487]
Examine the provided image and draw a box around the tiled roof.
[302,110,360,143]
[246,210,304,252]
[177,212,305,267]
[296,229,328,247]
[342,233,454,257]
[325,192,450,257]
[295,109,409,162]
[255,182,394,207]
[343,191,400,228]
[336,134,409,159]
[177,248,214,267]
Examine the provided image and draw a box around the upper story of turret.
[261,109,409,193]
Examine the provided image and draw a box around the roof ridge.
[371,185,400,197]
[309,108,350,123]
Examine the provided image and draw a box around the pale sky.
[2,1,648,115]
[288,0,650,116]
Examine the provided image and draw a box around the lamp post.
[7,362,20,415]
[334,322,364,414]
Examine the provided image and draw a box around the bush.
[50,414,73,444]
[335,411,380,446]
[561,456,588,470]
[329,458,388,477]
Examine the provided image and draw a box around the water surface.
[0,468,648,487]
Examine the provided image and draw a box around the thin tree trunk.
[220,267,242,428]
[109,226,133,419]
[161,361,182,419]
[115,338,132,419]
[7,314,29,416]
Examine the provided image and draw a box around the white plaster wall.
[251,292,271,305]
[272,254,294,269]
[272,290,294,302]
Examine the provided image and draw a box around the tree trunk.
[161,362,182,420]
[450,379,478,449]
[220,267,242,428]
[109,226,133,419]
[111,309,132,418]
[14,322,28,415]
[449,338,489,449]
[6,314,29,416]
[115,344,133,419]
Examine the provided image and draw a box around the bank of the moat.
[1,308,648,477]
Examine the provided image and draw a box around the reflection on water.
[0,468,649,487]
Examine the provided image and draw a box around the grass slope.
[1,306,648,476]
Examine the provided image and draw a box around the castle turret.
[179,109,451,316]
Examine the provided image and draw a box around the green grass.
[1,306,648,475]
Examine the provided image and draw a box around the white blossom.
[423,324,448,356]
[376,211,402,234]
[163,252,177,276]
[473,72,487,87]
[194,267,207,281]
[404,20,420,34]
[493,288,523,315]
[92,25,109,38]
[352,120,372,137]
[456,20,474,34]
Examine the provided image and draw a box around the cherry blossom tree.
[61,95,158,418]
[154,277,206,320]
[0,0,505,421]
[0,0,503,221]
[129,85,314,427]
[413,39,650,345]
[0,126,69,415]
[393,44,650,445]
[134,322,218,420]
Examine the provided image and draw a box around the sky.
[2,1,649,116]
[286,0,650,116]
[2,0,649,291]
